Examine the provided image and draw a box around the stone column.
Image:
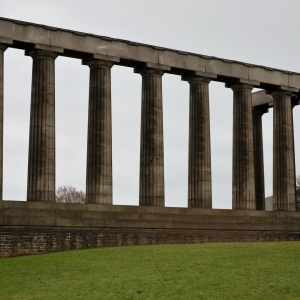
[184,75,212,208]
[231,84,256,210]
[27,50,57,202]
[138,68,165,206]
[0,40,12,202]
[86,59,113,204]
[0,44,8,201]
[272,90,296,211]
[252,105,268,210]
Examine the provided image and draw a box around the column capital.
[252,104,269,116]
[182,70,216,83]
[136,67,165,76]
[182,75,211,84]
[0,44,8,52]
[85,59,114,68]
[226,78,259,89]
[270,90,293,97]
[28,49,58,59]
[229,83,253,91]
[82,53,119,66]
[0,37,13,51]
[134,62,170,75]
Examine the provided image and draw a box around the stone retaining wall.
[2,227,300,258]
[1,201,300,258]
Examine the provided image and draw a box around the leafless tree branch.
[55,185,85,204]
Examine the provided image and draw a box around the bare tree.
[56,185,85,204]
[296,176,300,211]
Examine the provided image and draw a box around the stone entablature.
[0,17,299,92]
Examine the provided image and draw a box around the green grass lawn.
[1,242,300,300]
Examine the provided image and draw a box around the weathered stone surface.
[252,90,273,107]
[184,76,212,208]
[272,91,296,211]
[253,105,268,210]
[1,227,300,258]
[0,18,300,89]
[138,68,165,206]
[231,84,256,210]
[27,50,57,202]
[86,59,113,204]
[1,201,300,257]
[1,18,300,259]
[0,44,7,201]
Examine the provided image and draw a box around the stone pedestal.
[252,105,268,210]
[272,91,296,211]
[138,68,165,206]
[184,76,212,208]
[27,50,57,202]
[86,60,113,204]
[0,44,7,201]
[231,84,256,210]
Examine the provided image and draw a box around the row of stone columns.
[0,44,297,211]
[231,85,297,212]
[230,84,296,211]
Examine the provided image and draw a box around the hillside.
[1,242,300,299]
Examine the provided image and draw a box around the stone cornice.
[0,16,299,92]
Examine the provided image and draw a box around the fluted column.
[86,59,113,204]
[184,75,212,208]
[139,68,164,206]
[252,105,268,210]
[231,83,256,210]
[0,44,8,201]
[272,90,296,211]
[27,50,57,202]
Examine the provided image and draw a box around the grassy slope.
[1,242,300,300]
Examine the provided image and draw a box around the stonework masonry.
[138,68,165,206]
[1,201,300,258]
[2,227,300,258]
[231,84,256,210]
[272,91,296,211]
[0,18,300,257]
[183,75,212,208]
[27,50,57,202]
[85,59,113,204]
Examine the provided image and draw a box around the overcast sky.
[1,0,300,208]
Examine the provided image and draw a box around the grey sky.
[1,0,300,208]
